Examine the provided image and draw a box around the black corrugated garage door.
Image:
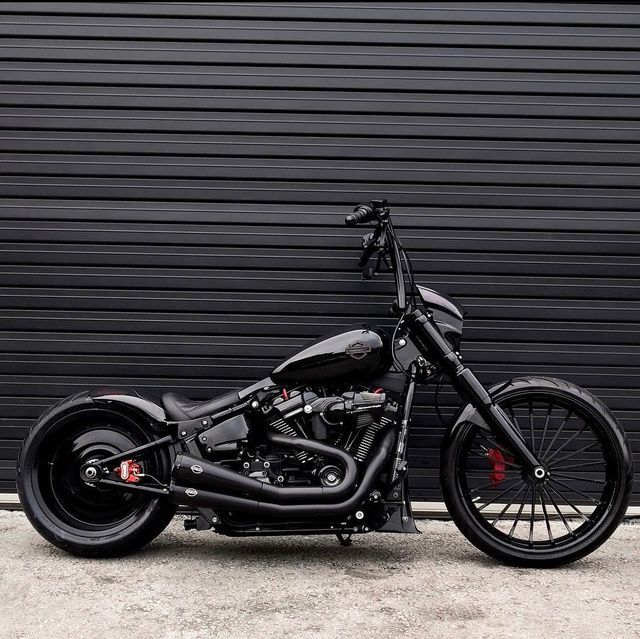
[0,2,638,505]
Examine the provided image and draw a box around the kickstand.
[336,533,352,547]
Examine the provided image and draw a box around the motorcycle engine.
[238,388,398,489]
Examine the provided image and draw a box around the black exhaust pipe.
[172,432,358,504]
[169,429,395,519]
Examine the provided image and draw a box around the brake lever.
[362,247,387,280]
[358,224,385,279]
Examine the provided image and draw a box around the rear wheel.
[441,377,633,567]
[17,407,176,557]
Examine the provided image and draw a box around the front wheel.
[17,406,176,557]
[441,377,633,567]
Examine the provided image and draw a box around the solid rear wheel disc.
[18,407,177,556]
[42,424,149,532]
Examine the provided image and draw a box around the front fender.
[444,377,527,444]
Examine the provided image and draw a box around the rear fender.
[31,390,167,429]
[31,389,167,431]
[32,391,95,430]
[90,388,167,423]
[19,389,172,477]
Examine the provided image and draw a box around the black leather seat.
[162,390,240,421]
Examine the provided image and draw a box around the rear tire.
[17,406,176,557]
[441,377,633,567]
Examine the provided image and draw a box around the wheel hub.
[533,465,547,480]
[80,461,101,483]
[521,465,550,486]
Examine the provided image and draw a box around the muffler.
[172,432,358,504]
[169,429,395,519]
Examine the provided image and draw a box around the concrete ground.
[0,511,638,639]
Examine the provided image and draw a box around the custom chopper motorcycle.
[17,200,633,567]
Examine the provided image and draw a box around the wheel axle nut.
[533,466,546,480]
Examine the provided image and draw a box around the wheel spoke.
[552,472,606,486]
[541,486,573,536]
[507,404,523,437]
[528,400,536,451]
[468,449,522,470]
[549,477,601,506]
[529,486,536,545]
[469,480,503,494]
[553,459,606,472]
[538,402,553,457]
[476,479,525,512]
[544,422,587,464]
[542,409,572,460]
[463,471,495,475]
[491,482,527,526]
[546,483,589,521]
[477,434,516,462]
[539,490,554,544]
[508,484,531,538]
[548,441,601,468]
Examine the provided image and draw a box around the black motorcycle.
[17,200,633,567]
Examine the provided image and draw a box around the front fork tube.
[406,310,544,474]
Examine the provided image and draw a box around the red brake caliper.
[114,459,142,483]
[487,448,509,488]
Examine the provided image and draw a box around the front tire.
[17,406,176,557]
[441,377,633,567]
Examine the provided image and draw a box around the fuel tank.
[271,327,391,386]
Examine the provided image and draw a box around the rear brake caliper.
[114,459,142,483]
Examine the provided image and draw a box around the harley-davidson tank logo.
[346,341,371,360]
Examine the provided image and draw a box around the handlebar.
[345,204,375,227]
[345,199,408,314]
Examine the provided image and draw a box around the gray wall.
[0,2,638,503]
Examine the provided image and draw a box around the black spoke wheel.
[441,377,633,567]
[18,406,176,557]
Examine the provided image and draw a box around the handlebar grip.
[345,204,375,227]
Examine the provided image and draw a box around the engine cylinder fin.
[352,414,394,462]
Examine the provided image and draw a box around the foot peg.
[183,516,213,531]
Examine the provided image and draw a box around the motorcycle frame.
[83,202,546,534]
